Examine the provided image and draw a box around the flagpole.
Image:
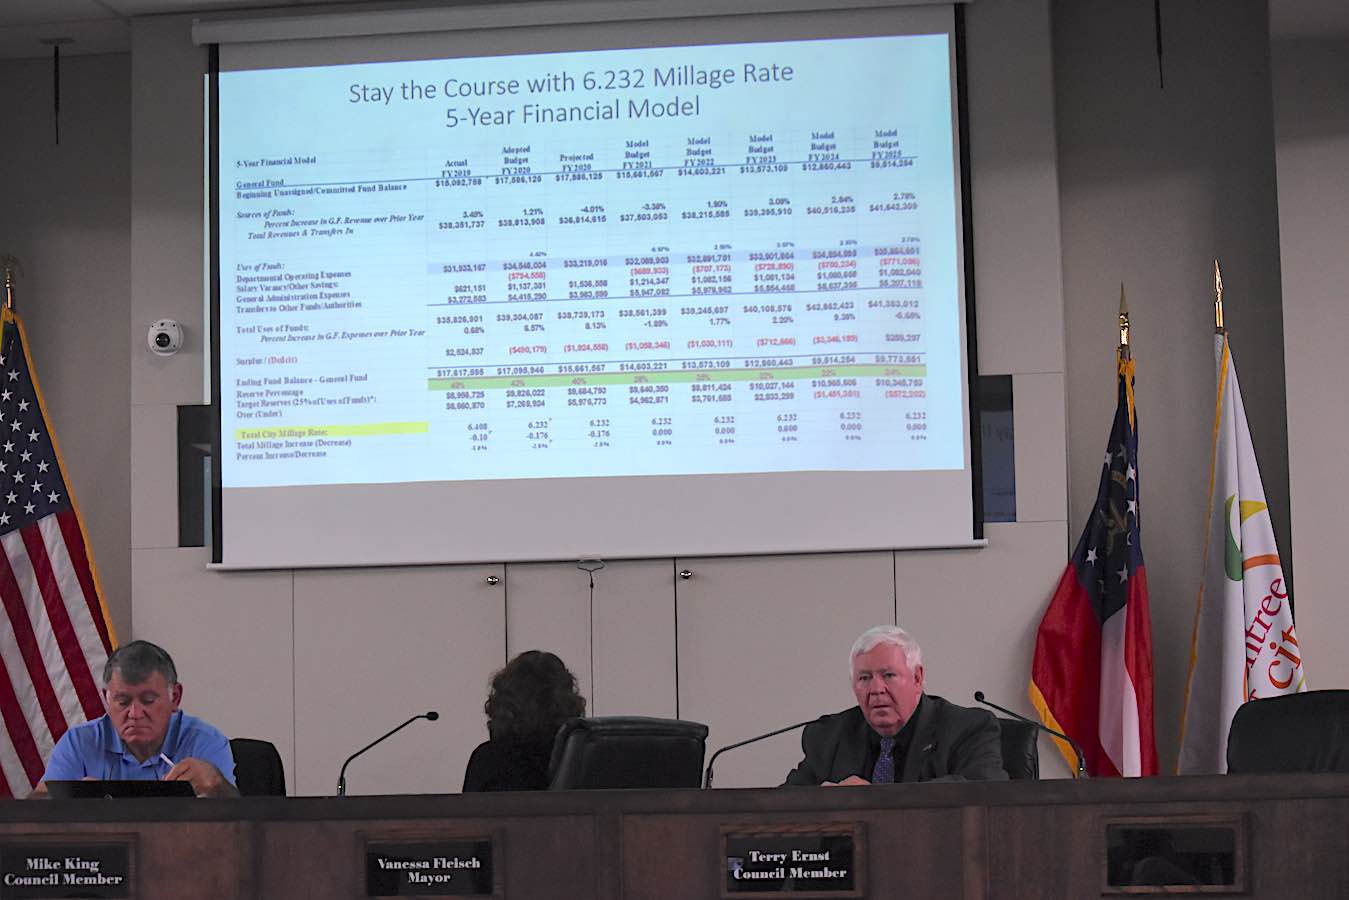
[0,255,17,312]
[1213,259,1225,335]
[1118,283,1131,359]
[1179,256,1309,775]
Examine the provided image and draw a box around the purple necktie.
[873,736,896,784]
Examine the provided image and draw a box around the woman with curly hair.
[462,650,586,792]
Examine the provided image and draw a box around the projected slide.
[218,35,962,490]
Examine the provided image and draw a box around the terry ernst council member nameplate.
[722,825,863,897]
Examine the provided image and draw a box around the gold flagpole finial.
[0,255,19,311]
[1213,259,1225,334]
[1118,282,1131,358]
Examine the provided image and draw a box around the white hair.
[849,624,922,676]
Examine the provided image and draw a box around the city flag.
[1030,349,1158,776]
[0,305,115,797]
[1177,332,1306,774]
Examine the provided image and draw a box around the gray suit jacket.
[782,694,1008,785]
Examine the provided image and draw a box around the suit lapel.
[833,708,871,782]
[901,695,938,783]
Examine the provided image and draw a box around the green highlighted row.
[428,364,926,391]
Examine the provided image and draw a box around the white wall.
[1269,26,1349,690]
[1052,0,1288,773]
[123,0,1072,793]
[0,53,132,642]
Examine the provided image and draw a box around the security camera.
[148,319,183,356]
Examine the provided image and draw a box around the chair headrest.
[1227,690,1349,774]
[996,717,1040,780]
[547,716,709,790]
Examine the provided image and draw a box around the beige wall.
[0,53,132,642]
[1270,31,1349,691]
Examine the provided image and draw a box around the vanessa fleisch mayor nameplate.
[0,839,134,899]
[722,824,863,898]
[365,839,494,897]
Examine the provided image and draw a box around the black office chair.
[229,738,287,796]
[1227,690,1349,774]
[547,716,709,790]
[996,717,1040,780]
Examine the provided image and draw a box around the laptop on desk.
[44,780,195,799]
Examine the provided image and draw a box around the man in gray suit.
[784,625,1007,785]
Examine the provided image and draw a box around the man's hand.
[165,758,239,798]
[822,775,871,787]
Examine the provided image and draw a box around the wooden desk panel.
[621,800,974,898]
[986,803,1108,900]
[2,776,1348,899]
[986,787,1349,900]
[0,818,254,900]
[1245,796,1349,898]
[255,814,602,900]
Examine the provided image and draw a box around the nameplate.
[721,825,863,898]
[365,840,494,896]
[0,842,133,899]
[1103,815,1246,894]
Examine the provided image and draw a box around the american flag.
[0,307,113,797]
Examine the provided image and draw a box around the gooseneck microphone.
[973,691,1088,779]
[336,710,439,796]
[703,717,822,789]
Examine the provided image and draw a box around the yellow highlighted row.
[235,422,428,441]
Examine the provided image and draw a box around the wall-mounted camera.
[148,319,183,356]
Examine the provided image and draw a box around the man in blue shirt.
[31,640,238,798]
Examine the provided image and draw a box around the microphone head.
[973,690,985,702]
[425,711,440,721]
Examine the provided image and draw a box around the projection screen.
[203,1,980,568]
